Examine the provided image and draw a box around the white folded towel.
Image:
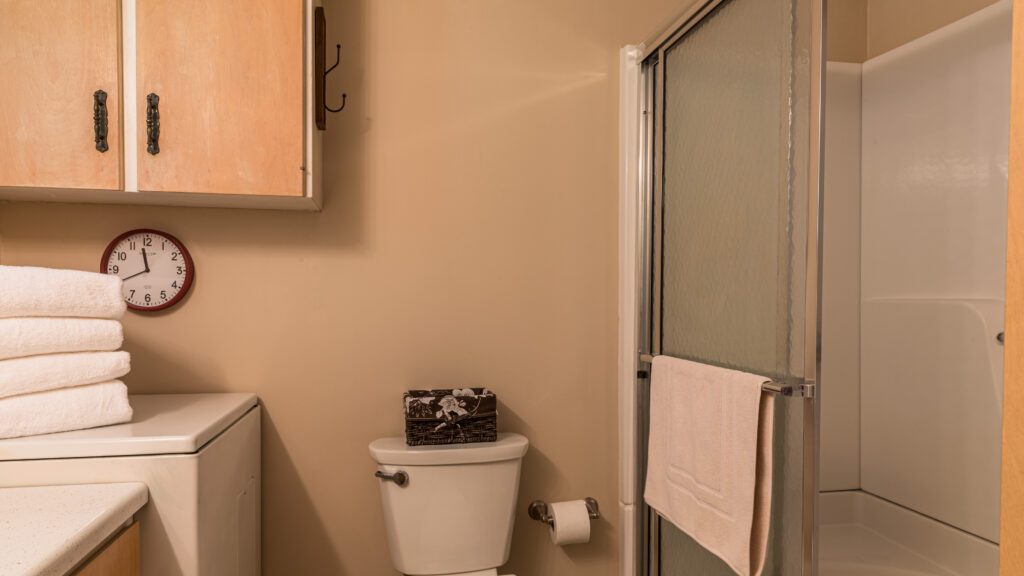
[0,351,130,399]
[0,265,126,320]
[0,318,124,361]
[644,356,774,576]
[0,381,133,439]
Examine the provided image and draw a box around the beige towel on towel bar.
[644,355,774,576]
[0,318,124,361]
[0,351,130,399]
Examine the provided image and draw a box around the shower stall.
[622,0,1010,574]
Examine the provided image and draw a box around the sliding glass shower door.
[638,0,824,574]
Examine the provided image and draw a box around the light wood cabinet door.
[0,0,121,190]
[74,522,140,576]
[136,0,304,197]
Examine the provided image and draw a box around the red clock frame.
[100,228,195,312]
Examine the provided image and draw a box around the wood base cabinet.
[0,0,322,210]
[74,522,140,576]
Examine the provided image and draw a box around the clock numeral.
[171,281,179,289]
[110,264,119,274]
[160,290,167,300]
[144,293,152,304]
[129,241,136,250]
[128,290,135,299]
[171,252,179,261]
[143,237,152,247]
[161,241,166,251]
[117,252,127,261]
[176,266,184,275]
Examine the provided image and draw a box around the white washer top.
[0,393,257,461]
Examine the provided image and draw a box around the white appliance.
[0,393,261,576]
[369,433,528,576]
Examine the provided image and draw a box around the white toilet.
[369,433,529,576]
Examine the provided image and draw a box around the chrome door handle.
[375,470,408,487]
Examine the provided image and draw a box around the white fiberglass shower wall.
[820,2,1009,574]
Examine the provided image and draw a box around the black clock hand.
[122,249,151,282]
[122,269,148,281]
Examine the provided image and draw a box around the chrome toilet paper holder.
[528,497,601,526]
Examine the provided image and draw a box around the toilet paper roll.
[548,500,591,545]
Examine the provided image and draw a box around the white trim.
[304,0,323,209]
[618,44,643,576]
[620,502,638,576]
[121,0,138,192]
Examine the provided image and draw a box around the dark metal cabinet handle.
[93,90,109,153]
[146,93,160,155]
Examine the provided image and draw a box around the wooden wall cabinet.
[0,0,122,192]
[0,0,323,210]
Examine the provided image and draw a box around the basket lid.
[369,433,528,466]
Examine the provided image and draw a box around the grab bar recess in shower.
[638,354,815,398]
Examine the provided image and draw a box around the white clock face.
[104,230,193,311]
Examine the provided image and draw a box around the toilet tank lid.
[369,433,529,466]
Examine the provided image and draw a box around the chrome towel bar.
[638,354,814,398]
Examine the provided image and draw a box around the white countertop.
[0,393,259,461]
[0,483,148,576]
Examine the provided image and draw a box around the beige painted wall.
[866,0,1001,58]
[12,0,1002,572]
[829,0,1002,62]
[828,0,868,62]
[0,0,685,574]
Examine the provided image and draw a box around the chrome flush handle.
[375,470,409,487]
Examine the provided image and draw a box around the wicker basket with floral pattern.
[403,388,497,446]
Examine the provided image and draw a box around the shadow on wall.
[262,412,348,575]
[124,326,351,575]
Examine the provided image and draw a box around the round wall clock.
[101,229,194,312]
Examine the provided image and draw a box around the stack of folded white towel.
[0,265,133,439]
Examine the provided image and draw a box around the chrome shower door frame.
[631,0,825,574]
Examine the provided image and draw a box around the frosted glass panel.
[650,0,815,574]
[660,0,800,379]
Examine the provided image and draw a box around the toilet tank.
[369,433,529,576]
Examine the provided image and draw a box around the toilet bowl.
[369,433,529,576]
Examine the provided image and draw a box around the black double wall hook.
[314,7,346,130]
[324,44,347,113]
